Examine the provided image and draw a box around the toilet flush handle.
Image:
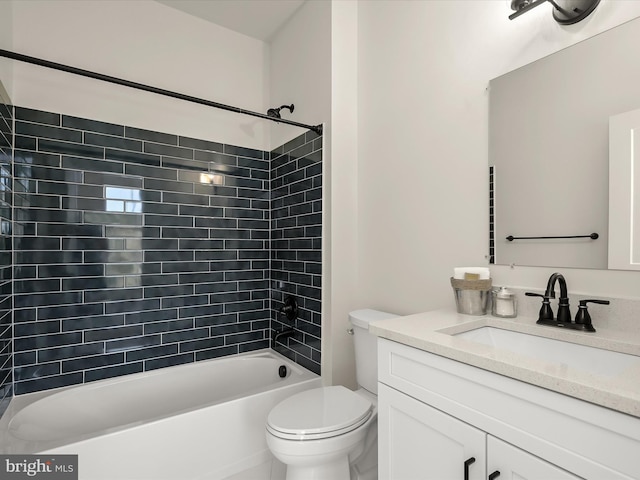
[346,328,354,335]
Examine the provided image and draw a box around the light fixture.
[509,0,600,25]
[199,173,223,185]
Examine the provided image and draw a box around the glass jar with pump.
[491,287,517,318]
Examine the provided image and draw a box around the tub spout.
[273,328,295,346]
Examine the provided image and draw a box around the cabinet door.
[487,437,582,480]
[378,383,486,480]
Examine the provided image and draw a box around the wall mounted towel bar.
[506,233,599,241]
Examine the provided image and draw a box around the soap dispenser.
[491,287,517,318]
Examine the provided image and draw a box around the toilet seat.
[267,385,373,441]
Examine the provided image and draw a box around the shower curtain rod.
[0,49,323,136]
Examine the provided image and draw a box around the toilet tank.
[349,309,398,395]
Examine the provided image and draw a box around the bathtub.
[0,349,321,480]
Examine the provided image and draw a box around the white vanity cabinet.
[379,383,580,480]
[377,338,640,480]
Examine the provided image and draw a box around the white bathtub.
[0,349,321,480]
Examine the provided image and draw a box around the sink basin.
[455,327,640,377]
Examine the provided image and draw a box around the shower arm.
[0,49,323,136]
[509,0,547,19]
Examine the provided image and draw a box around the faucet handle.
[579,299,610,306]
[279,296,299,321]
[525,292,554,321]
[574,299,610,332]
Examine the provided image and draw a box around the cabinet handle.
[488,471,501,480]
[463,457,476,480]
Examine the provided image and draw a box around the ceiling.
[156,0,306,42]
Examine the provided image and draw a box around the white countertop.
[370,309,640,418]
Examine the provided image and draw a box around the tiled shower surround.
[270,135,322,370]
[0,103,12,406]
[11,106,322,395]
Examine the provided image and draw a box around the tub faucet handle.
[279,296,298,321]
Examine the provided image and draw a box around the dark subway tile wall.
[489,166,495,264]
[0,103,12,411]
[270,131,322,374]
[12,106,287,394]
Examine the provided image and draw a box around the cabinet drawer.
[378,338,639,480]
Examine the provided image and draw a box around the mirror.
[489,17,640,269]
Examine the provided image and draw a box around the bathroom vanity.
[370,310,640,480]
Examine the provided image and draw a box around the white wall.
[355,0,640,318]
[270,1,360,387]
[327,1,360,388]
[268,0,330,151]
[0,0,13,102]
[5,0,269,150]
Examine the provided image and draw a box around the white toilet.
[266,309,397,480]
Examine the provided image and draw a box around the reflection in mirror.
[608,108,640,270]
[489,17,640,269]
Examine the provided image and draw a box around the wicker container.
[450,277,492,315]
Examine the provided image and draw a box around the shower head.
[267,104,295,119]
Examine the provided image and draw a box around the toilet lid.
[267,386,373,440]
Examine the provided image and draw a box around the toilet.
[266,309,397,480]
